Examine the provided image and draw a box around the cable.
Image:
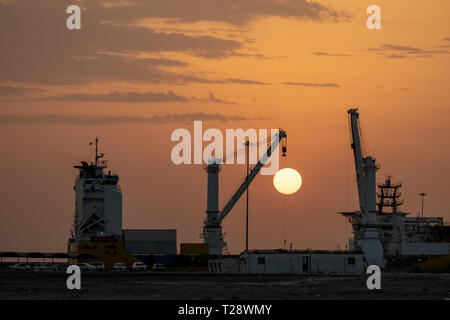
[358,117,370,158]
[222,134,273,163]
[283,194,287,250]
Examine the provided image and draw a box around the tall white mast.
[347,109,384,266]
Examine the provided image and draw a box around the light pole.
[245,140,250,253]
[419,192,426,218]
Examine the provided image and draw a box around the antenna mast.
[95,136,99,166]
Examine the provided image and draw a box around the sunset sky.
[1,0,449,253]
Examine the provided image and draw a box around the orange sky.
[0,0,449,253]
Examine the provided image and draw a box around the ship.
[67,137,139,269]
[338,109,450,270]
[67,138,178,270]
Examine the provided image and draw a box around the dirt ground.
[0,271,449,300]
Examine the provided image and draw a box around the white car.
[9,263,31,271]
[33,263,58,272]
[76,263,97,272]
[152,263,167,272]
[90,261,105,271]
[113,263,127,272]
[132,262,147,272]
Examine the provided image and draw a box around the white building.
[209,250,365,274]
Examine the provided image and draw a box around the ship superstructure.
[339,109,450,266]
[72,137,122,241]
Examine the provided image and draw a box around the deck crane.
[348,108,384,266]
[201,129,287,255]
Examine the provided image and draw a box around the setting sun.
[273,168,302,195]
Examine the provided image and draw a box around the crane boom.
[218,129,287,223]
[202,128,287,254]
[348,109,368,215]
[347,108,384,266]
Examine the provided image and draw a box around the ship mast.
[95,137,99,166]
[91,136,105,167]
[377,176,404,215]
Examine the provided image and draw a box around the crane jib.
[218,130,285,222]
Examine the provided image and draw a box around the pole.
[419,192,426,217]
[245,140,249,253]
[421,195,423,218]
[95,136,98,166]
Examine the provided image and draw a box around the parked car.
[132,262,147,272]
[56,263,68,271]
[152,263,167,272]
[9,263,31,271]
[33,263,58,272]
[90,261,105,271]
[113,263,127,272]
[76,263,97,272]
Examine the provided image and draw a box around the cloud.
[380,44,423,54]
[206,92,234,104]
[87,0,349,25]
[0,85,44,97]
[0,113,269,125]
[386,54,407,59]
[0,1,349,85]
[283,82,340,88]
[370,43,449,58]
[376,86,409,92]
[42,90,241,104]
[43,90,189,103]
[191,92,235,104]
[0,1,244,85]
[226,78,270,85]
[310,51,350,57]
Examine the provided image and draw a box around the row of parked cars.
[83,262,167,272]
[8,261,167,272]
[8,263,64,271]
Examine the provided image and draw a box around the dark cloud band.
[0,113,270,125]
[283,82,340,88]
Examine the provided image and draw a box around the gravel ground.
[1,271,449,300]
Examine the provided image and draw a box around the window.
[348,257,356,265]
[258,257,265,264]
